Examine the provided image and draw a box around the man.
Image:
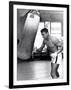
[36,28,63,79]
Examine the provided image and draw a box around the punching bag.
[17,10,40,60]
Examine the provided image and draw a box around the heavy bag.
[17,10,40,60]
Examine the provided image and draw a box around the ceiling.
[18,9,63,22]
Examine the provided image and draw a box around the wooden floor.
[17,59,52,81]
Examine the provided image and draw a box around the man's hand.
[36,49,42,53]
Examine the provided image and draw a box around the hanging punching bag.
[17,10,40,60]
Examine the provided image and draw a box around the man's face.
[41,32,49,39]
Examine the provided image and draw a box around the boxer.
[36,28,63,79]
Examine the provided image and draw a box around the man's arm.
[57,39,63,54]
[36,40,45,52]
[52,37,63,54]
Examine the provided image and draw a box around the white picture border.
[13,4,67,85]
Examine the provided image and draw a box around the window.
[51,22,62,39]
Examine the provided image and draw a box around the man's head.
[41,28,49,39]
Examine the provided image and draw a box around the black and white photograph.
[9,1,69,88]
